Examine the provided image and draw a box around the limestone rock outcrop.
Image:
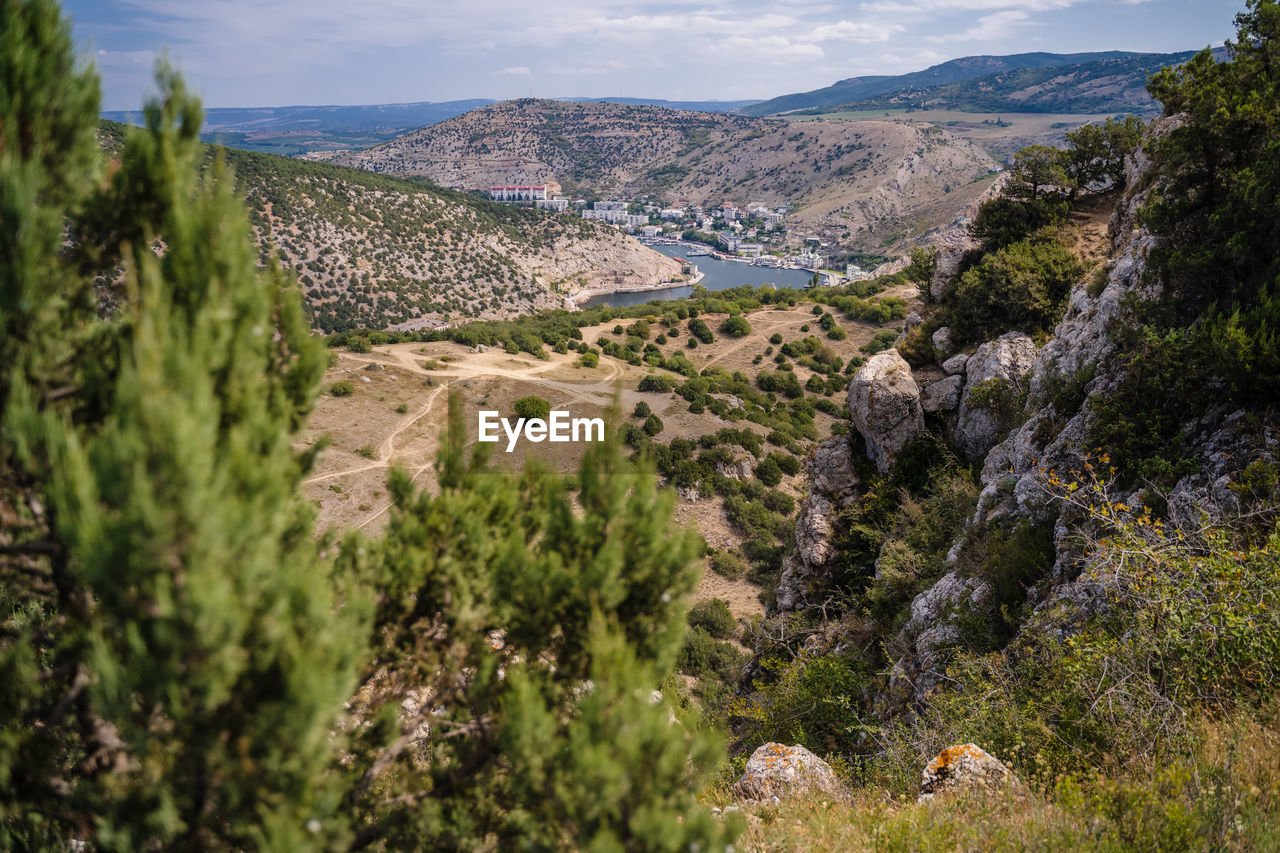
[776,437,862,612]
[849,350,925,473]
[921,374,964,414]
[954,332,1037,460]
[919,744,1021,801]
[930,245,968,303]
[733,743,849,802]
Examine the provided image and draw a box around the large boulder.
[941,353,969,376]
[954,332,1037,460]
[732,743,849,802]
[849,350,924,473]
[919,744,1021,801]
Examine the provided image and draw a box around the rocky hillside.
[769,112,1277,711]
[335,99,1000,250]
[216,145,682,332]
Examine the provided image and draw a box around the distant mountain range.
[739,48,1218,117]
[100,97,759,157]
[99,47,1212,159]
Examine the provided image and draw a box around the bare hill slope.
[335,99,1000,250]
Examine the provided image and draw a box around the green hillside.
[740,51,1143,116]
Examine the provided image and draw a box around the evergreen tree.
[2,3,364,849]
[2,4,737,850]
[340,402,735,851]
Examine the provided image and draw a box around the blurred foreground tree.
[0,1,735,850]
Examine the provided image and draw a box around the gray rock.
[921,374,964,414]
[807,436,860,507]
[794,494,836,568]
[931,326,954,355]
[888,572,990,706]
[903,311,923,334]
[714,446,757,481]
[732,743,849,803]
[930,245,968,303]
[954,332,1037,460]
[848,350,924,473]
[942,353,969,375]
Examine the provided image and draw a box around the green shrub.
[577,351,599,368]
[678,627,747,679]
[688,317,715,344]
[347,336,372,353]
[722,314,752,337]
[756,456,783,487]
[643,414,665,436]
[633,401,652,418]
[950,235,1085,344]
[329,380,355,396]
[687,599,736,640]
[709,550,749,580]
[862,330,898,355]
[513,395,551,420]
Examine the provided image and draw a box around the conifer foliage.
[1,1,733,850]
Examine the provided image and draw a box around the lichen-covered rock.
[849,350,924,473]
[919,744,1021,801]
[732,743,849,802]
[931,326,954,355]
[954,332,1037,460]
[921,374,964,414]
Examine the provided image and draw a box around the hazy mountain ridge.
[827,50,1208,115]
[334,98,1000,250]
[738,51,1146,116]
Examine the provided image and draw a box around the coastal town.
[487,182,879,283]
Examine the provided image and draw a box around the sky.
[68,0,1240,111]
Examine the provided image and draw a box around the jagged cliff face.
[776,115,1280,711]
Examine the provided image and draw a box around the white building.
[594,200,627,212]
[490,186,548,202]
[582,208,630,225]
[765,212,785,228]
[625,213,649,227]
[536,198,570,213]
[659,208,685,220]
[642,225,662,238]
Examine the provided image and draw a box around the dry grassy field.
[302,287,916,618]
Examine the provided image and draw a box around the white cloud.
[497,66,531,76]
[809,20,905,43]
[931,9,1035,41]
